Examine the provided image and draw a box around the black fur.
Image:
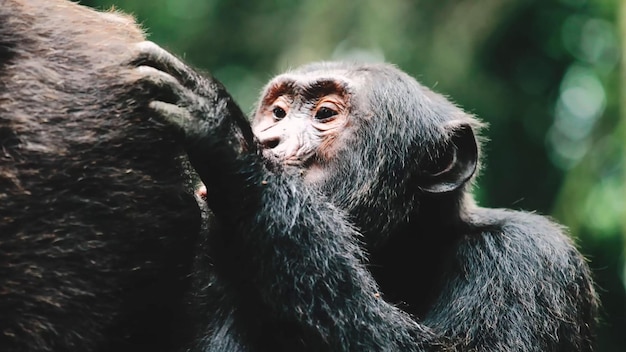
[0,0,598,350]
[139,51,598,351]
[0,1,200,351]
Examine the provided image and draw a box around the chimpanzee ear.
[418,121,478,193]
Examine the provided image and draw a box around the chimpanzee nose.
[254,118,306,160]
[259,135,280,150]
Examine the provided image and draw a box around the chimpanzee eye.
[315,107,337,121]
[272,106,286,120]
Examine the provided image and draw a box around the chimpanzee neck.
[368,190,468,318]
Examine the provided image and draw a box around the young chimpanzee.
[135,43,598,351]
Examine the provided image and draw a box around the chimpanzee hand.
[130,41,259,207]
[132,41,254,151]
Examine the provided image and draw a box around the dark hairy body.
[139,45,598,351]
[1,0,598,351]
[0,1,200,351]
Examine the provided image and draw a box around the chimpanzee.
[135,44,599,351]
[0,1,201,351]
[1,0,597,350]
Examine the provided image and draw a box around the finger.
[149,101,195,133]
[135,65,191,104]
[149,100,193,121]
[131,41,197,89]
[195,183,207,200]
[135,65,181,90]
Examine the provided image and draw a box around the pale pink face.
[252,74,353,183]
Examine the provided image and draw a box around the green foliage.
[82,0,625,350]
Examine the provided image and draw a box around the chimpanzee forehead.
[262,74,352,104]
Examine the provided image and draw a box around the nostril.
[262,137,280,150]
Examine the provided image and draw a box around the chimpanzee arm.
[133,42,439,351]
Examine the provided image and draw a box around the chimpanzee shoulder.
[1,1,202,351]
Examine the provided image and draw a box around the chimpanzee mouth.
[280,155,321,180]
[283,153,317,168]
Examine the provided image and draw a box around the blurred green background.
[83,0,625,349]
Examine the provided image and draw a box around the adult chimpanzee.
[135,44,598,351]
[1,1,201,351]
